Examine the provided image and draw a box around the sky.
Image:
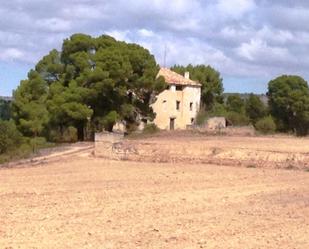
[1,0,309,96]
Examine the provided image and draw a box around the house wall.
[152,85,201,130]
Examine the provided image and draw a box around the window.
[191,118,194,124]
[162,100,167,111]
[176,85,183,91]
[176,101,180,110]
[190,102,193,111]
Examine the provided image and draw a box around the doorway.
[170,118,175,130]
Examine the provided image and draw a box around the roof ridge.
[158,67,201,87]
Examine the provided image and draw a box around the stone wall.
[94,132,309,170]
[95,132,124,160]
[204,117,226,130]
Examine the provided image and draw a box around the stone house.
[151,68,201,130]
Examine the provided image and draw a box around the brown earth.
[99,133,309,170]
[1,135,309,248]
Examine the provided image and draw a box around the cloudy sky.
[1,0,309,96]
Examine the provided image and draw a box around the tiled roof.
[157,68,201,87]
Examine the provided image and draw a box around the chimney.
[184,71,190,79]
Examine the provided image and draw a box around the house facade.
[152,68,201,130]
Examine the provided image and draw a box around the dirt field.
[1,136,309,248]
[99,133,309,170]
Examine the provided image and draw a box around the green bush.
[143,123,159,134]
[209,103,228,117]
[100,111,120,132]
[48,126,78,143]
[125,122,139,134]
[245,93,267,124]
[0,120,57,164]
[48,129,62,143]
[226,94,245,113]
[0,99,11,120]
[196,104,228,126]
[0,120,22,154]
[196,109,208,125]
[226,111,250,126]
[63,126,78,142]
[29,137,48,152]
[255,116,276,134]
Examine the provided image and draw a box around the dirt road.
[1,150,308,248]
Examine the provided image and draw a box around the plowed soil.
[1,137,309,248]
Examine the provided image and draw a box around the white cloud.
[35,18,72,32]
[236,39,293,63]
[0,48,24,61]
[1,0,309,93]
[138,29,155,38]
[105,30,131,42]
[220,25,296,48]
[216,0,256,19]
[0,31,23,46]
[60,4,103,19]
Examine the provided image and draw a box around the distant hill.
[223,93,268,105]
[0,96,12,102]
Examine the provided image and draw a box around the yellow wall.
[152,85,201,130]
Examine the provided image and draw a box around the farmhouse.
[152,68,201,130]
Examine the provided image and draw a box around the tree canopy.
[0,120,22,154]
[12,70,49,137]
[0,99,11,120]
[226,94,245,114]
[245,93,267,124]
[171,64,223,109]
[12,34,166,140]
[268,75,309,136]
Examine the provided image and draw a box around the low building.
[152,68,201,130]
[205,117,227,130]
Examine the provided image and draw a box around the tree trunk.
[77,122,84,141]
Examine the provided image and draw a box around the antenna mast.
[163,44,167,68]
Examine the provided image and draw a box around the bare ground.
[1,135,309,248]
[120,133,309,170]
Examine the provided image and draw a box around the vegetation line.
[1,33,309,163]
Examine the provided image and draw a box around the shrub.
[48,126,78,143]
[255,116,276,134]
[29,137,48,152]
[210,103,228,117]
[100,111,120,132]
[226,111,250,126]
[196,109,208,125]
[196,104,228,126]
[63,126,78,142]
[143,123,159,134]
[0,99,11,120]
[226,94,245,113]
[0,120,22,154]
[245,93,267,124]
[48,129,62,143]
